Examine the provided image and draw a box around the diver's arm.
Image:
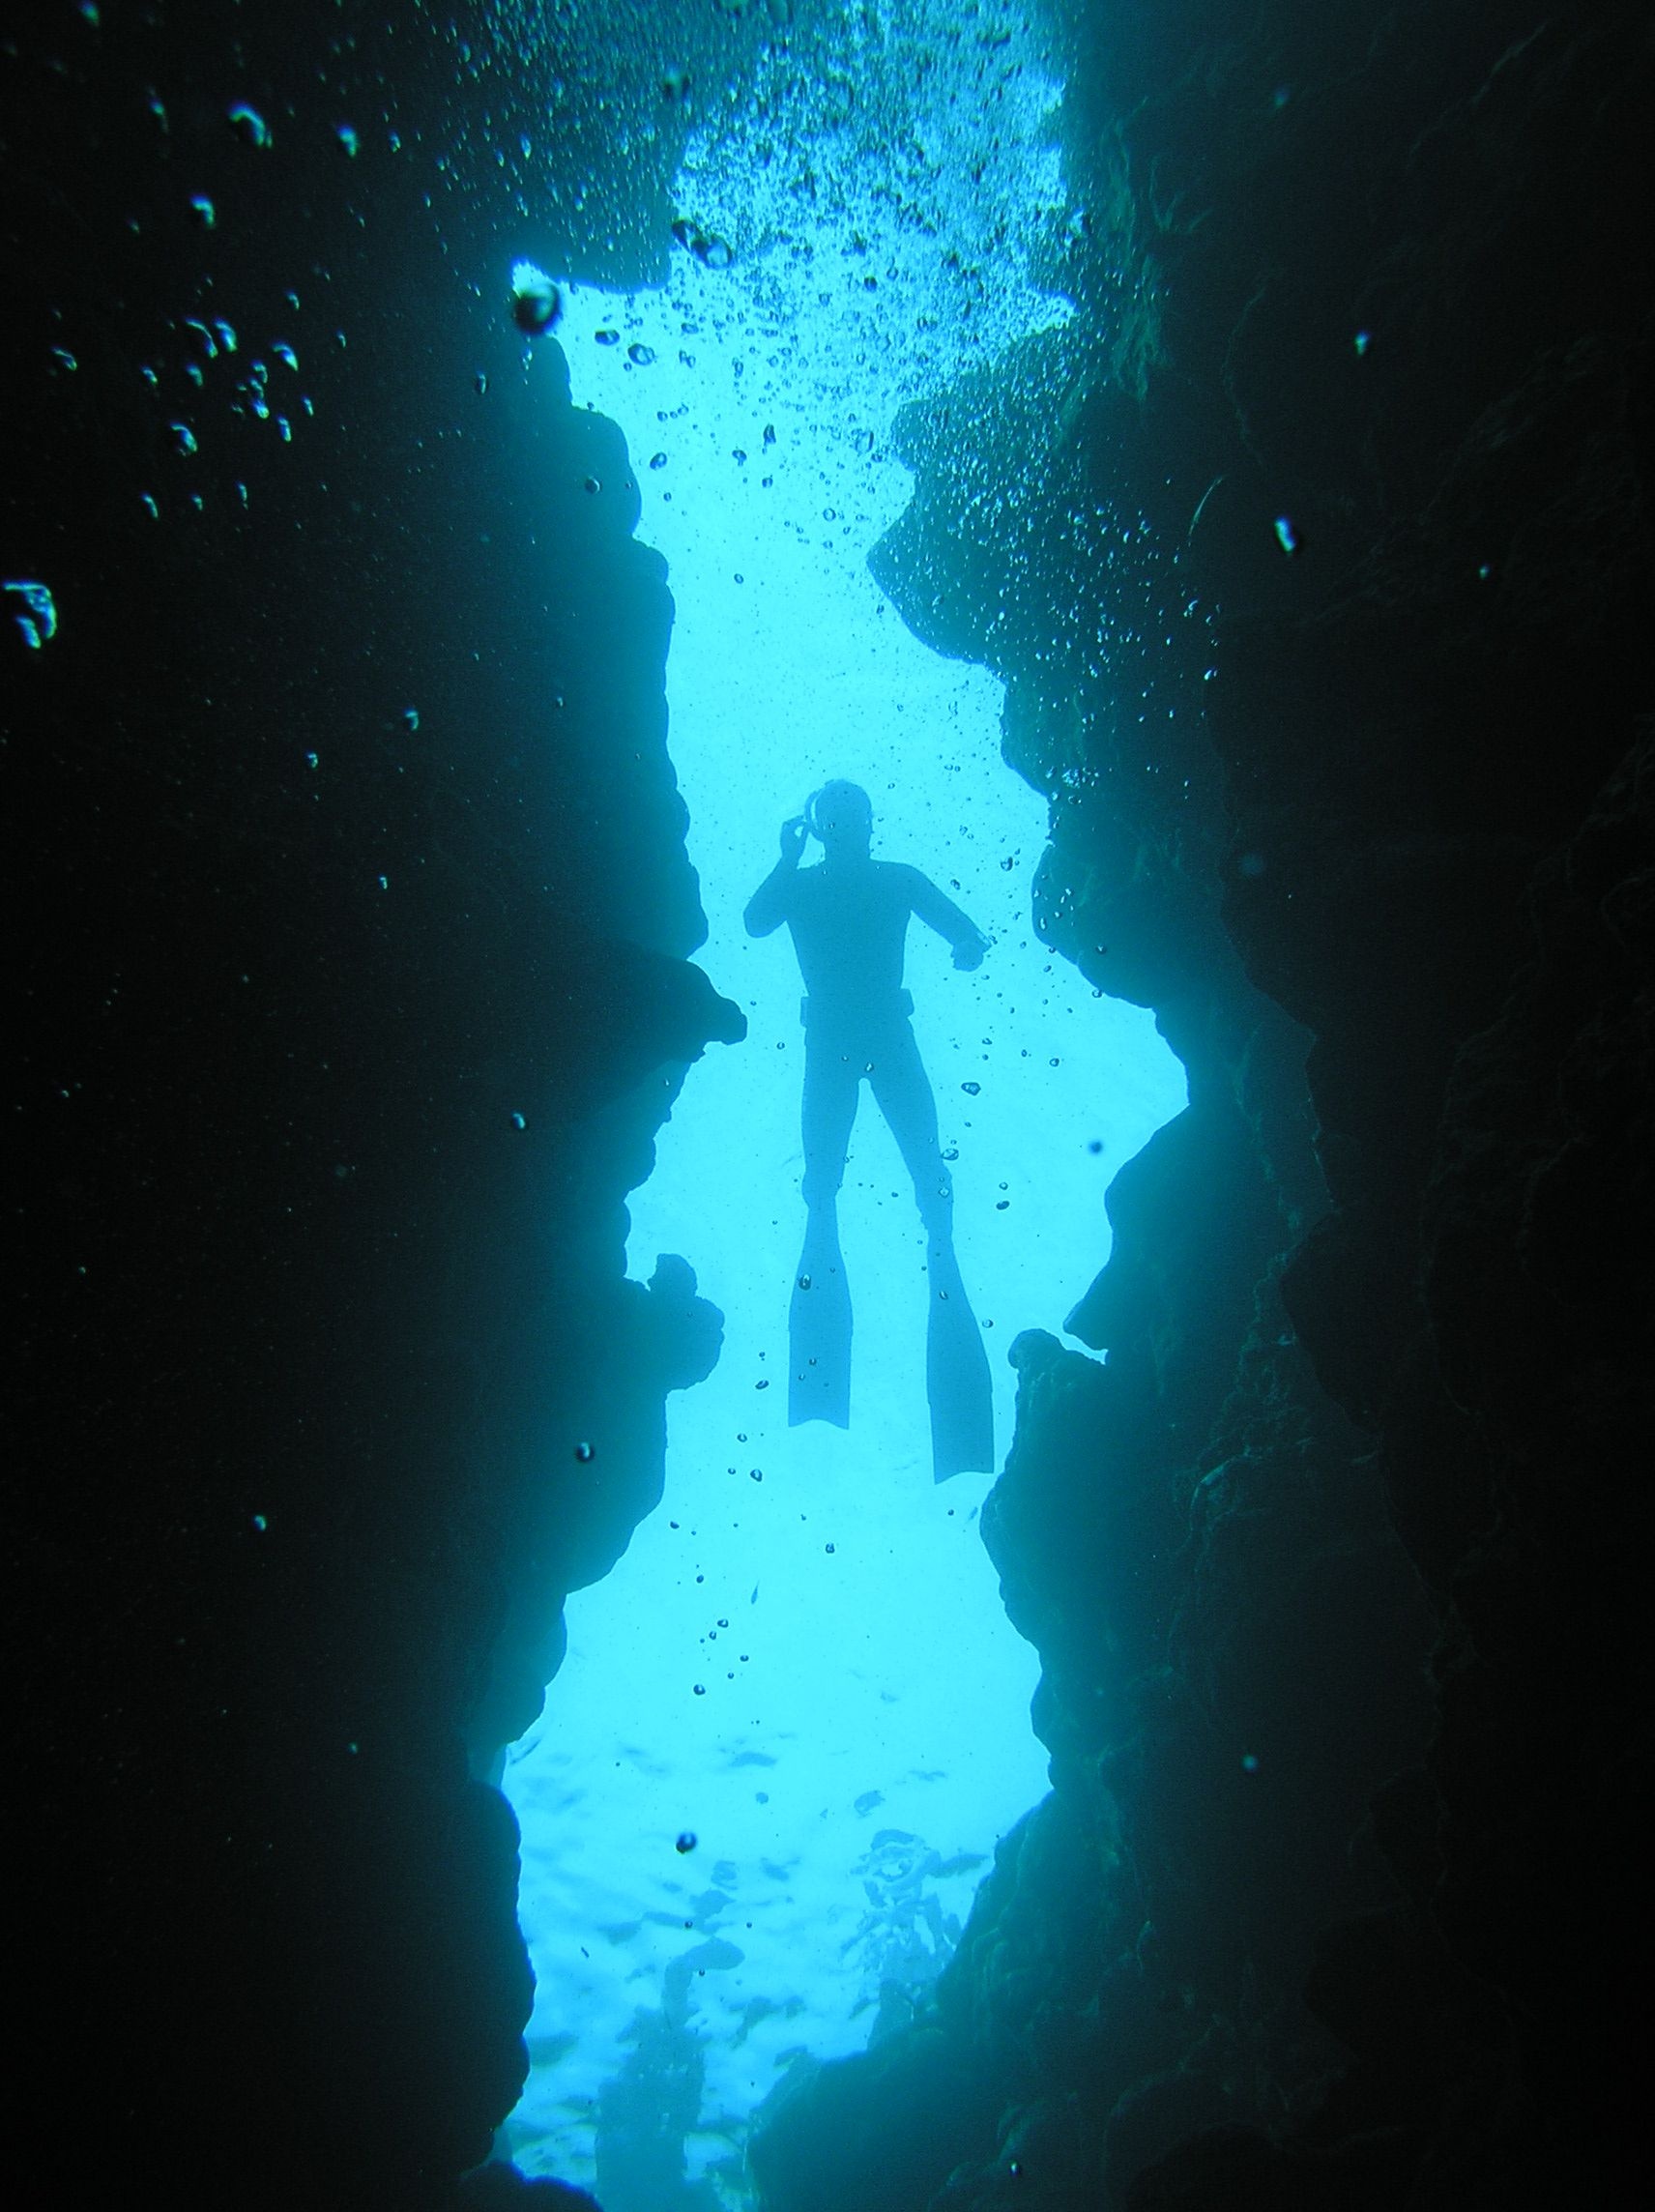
[743,817,809,937]
[908,868,991,969]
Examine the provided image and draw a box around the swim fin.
[925,1237,993,1480]
[789,1208,851,1429]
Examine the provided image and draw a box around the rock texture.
[8,5,747,2201]
[754,2,1652,2207]
[11,1,1650,2206]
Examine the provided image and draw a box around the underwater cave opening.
[498,13,1188,2205]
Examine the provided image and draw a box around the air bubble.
[5,578,57,649]
[226,103,270,148]
[509,261,561,336]
[627,343,656,366]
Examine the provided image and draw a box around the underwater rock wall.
[754,3,1650,2207]
[13,0,1648,2202]
[10,3,745,2200]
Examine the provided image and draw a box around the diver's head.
[808,780,873,860]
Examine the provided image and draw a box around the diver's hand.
[780,816,809,862]
[953,935,988,972]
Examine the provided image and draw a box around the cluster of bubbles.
[661,0,1071,422]
[125,229,321,515]
[670,216,735,270]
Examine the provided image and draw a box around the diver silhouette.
[743,780,995,1480]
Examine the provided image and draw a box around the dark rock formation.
[8,4,749,2201]
[753,2,1652,2207]
[11,1,1649,2206]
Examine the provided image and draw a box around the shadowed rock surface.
[9,1,1649,2207]
[8,4,752,2200]
[753,3,1652,2208]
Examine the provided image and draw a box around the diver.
[743,780,995,1479]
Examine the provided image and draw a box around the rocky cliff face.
[9,5,747,2199]
[12,2,1648,2205]
[752,3,1652,2206]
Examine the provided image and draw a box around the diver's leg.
[792,1041,857,1427]
[800,1039,859,1214]
[866,1023,952,1237]
[868,1026,993,1479]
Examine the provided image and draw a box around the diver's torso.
[786,860,915,1016]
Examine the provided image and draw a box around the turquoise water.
[498,7,1187,2200]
